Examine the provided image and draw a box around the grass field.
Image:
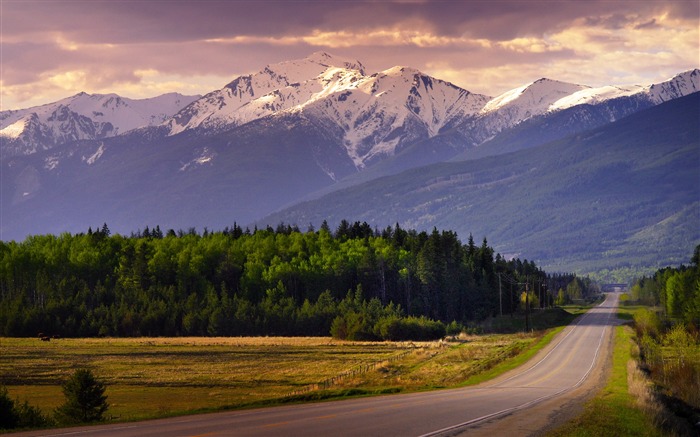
[0,307,587,425]
[1,331,552,423]
[1,337,415,421]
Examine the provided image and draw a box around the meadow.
[1,330,554,423]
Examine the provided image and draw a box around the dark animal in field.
[40,336,51,342]
[37,332,45,338]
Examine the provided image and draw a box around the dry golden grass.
[1,336,424,420]
[627,359,666,424]
[1,333,543,422]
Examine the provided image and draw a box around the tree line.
[628,245,700,323]
[0,221,584,339]
[627,245,700,419]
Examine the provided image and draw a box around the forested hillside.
[0,223,591,339]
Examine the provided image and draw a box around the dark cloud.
[584,14,637,30]
[634,18,659,30]
[6,0,693,44]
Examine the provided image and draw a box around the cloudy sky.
[2,0,698,110]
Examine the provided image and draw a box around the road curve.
[17,293,618,437]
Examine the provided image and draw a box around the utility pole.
[498,273,502,317]
[510,281,514,317]
[525,278,530,332]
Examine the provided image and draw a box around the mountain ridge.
[4,52,696,170]
[0,92,200,157]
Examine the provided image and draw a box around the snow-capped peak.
[645,69,700,103]
[165,55,494,167]
[549,69,700,112]
[301,65,491,167]
[0,92,200,157]
[166,52,366,135]
[299,51,366,75]
[549,85,644,111]
[481,78,589,115]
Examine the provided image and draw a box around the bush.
[0,386,19,430]
[55,369,109,424]
[332,313,446,341]
[375,316,446,341]
[0,386,52,430]
[15,399,51,428]
[446,320,463,336]
[634,308,661,339]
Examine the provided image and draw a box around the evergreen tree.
[55,369,108,424]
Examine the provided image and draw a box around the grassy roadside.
[461,326,566,386]
[547,324,664,437]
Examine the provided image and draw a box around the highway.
[17,293,618,437]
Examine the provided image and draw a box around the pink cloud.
[1,0,697,109]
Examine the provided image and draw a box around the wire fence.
[285,349,414,397]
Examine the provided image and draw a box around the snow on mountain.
[3,49,698,174]
[644,69,700,103]
[550,69,699,112]
[548,85,644,111]
[163,54,699,169]
[480,78,589,127]
[0,92,199,157]
[471,70,700,142]
[304,66,490,167]
[166,51,366,135]
[165,53,491,168]
[1,118,28,139]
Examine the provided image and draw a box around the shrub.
[0,386,19,430]
[634,308,661,339]
[446,320,463,336]
[375,316,446,341]
[0,386,52,430]
[15,399,51,428]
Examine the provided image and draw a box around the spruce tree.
[55,369,108,424]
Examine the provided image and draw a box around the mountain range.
[1,52,698,276]
[0,92,200,158]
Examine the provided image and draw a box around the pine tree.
[55,369,108,424]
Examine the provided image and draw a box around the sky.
[1,0,698,110]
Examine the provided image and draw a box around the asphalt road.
[18,293,618,437]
